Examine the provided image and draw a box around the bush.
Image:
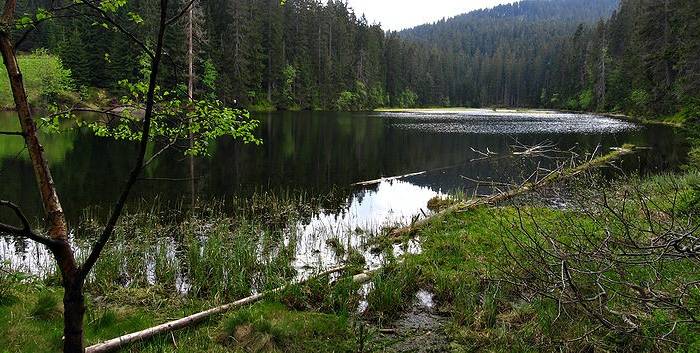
[578,89,594,110]
[334,81,385,111]
[395,89,418,108]
[0,49,74,108]
[629,89,650,115]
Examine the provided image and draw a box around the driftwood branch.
[84,266,372,353]
[391,145,638,238]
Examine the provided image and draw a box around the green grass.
[218,302,355,352]
[377,173,700,352]
[0,50,74,109]
[3,170,699,352]
[0,282,160,353]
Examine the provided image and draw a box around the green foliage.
[201,59,218,98]
[280,64,297,108]
[52,77,262,156]
[629,89,650,115]
[0,50,73,108]
[578,89,594,110]
[334,81,386,111]
[395,89,419,109]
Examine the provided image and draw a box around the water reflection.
[0,110,688,278]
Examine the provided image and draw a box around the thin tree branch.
[80,0,154,59]
[80,0,170,280]
[0,200,57,247]
[165,0,196,26]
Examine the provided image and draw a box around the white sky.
[345,0,514,31]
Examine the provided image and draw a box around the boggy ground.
[2,170,699,352]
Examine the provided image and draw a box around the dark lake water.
[0,109,687,223]
[0,109,688,275]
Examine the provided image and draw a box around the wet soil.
[368,290,451,352]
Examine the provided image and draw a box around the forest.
[2,1,700,353]
[12,0,698,115]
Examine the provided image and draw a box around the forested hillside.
[13,0,700,117]
[398,0,620,108]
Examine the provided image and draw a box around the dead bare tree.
[498,172,699,348]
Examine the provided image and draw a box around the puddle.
[369,290,450,353]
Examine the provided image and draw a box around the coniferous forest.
[14,0,700,115]
[3,1,700,353]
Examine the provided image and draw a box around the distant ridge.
[401,0,619,43]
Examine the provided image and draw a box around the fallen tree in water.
[390,144,639,238]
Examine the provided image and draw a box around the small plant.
[30,292,62,320]
[326,238,345,257]
[365,264,418,321]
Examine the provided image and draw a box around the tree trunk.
[187,1,196,208]
[63,278,86,353]
[1,16,83,353]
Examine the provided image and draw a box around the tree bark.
[1,4,82,352]
[63,279,86,353]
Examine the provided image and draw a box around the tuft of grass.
[276,275,361,316]
[30,292,62,320]
[218,302,355,353]
[427,196,455,212]
[364,262,419,321]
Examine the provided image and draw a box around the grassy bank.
[3,170,698,352]
[375,172,700,352]
[0,51,76,110]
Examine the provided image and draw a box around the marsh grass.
[218,302,355,353]
[274,275,362,316]
[371,172,700,352]
[364,261,420,322]
[82,207,299,303]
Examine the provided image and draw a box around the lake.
[0,109,688,276]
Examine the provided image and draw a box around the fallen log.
[85,266,351,353]
[390,145,639,239]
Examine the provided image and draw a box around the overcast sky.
[345,0,514,31]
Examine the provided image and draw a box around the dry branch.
[85,266,374,353]
[390,145,639,238]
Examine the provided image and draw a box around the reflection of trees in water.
[0,112,686,225]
